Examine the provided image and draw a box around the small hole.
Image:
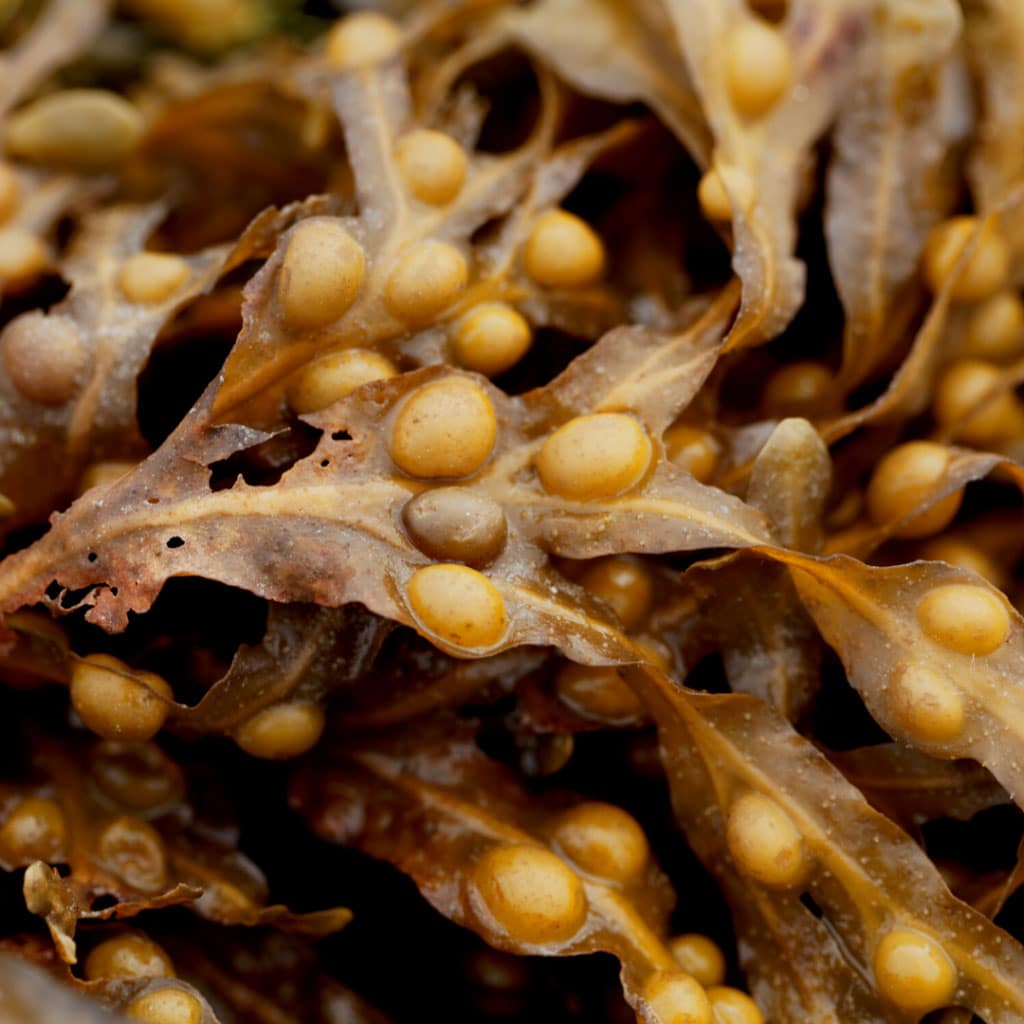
[45,581,62,601]
[331,430,352,442]
[208,422,320,489]
[320,459,330,468]
[166,536,185,549]
[799,892,823,918]
[60,585,93,609]
[87,552,98,563]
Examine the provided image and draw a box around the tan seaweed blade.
[0,285,768,663]
[0,953,220,1024]
[212,57,623,426]
[691,418,829,718]
[830,745,1008,832]
[291,719,678,1009]
[826,0,962,388]
[826,447,1024,558]
[335,642,546,731]
[715,196,1024,492]
[0,197,315,533]
[627,666,1024,1023]
[418,0,711,164]
[663,0,871,349]
[1,733,350,965]
[819,187,1024,446]
[440,0,959,367]
[169,604,389,735]
[764,550,1024,815]
[0,604,390,741]
[633,679,883,1023]
[477,0,873,349]
[690,554,822,720]
[718,190,1024,497]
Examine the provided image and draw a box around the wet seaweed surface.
[2,2,1024,1023]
